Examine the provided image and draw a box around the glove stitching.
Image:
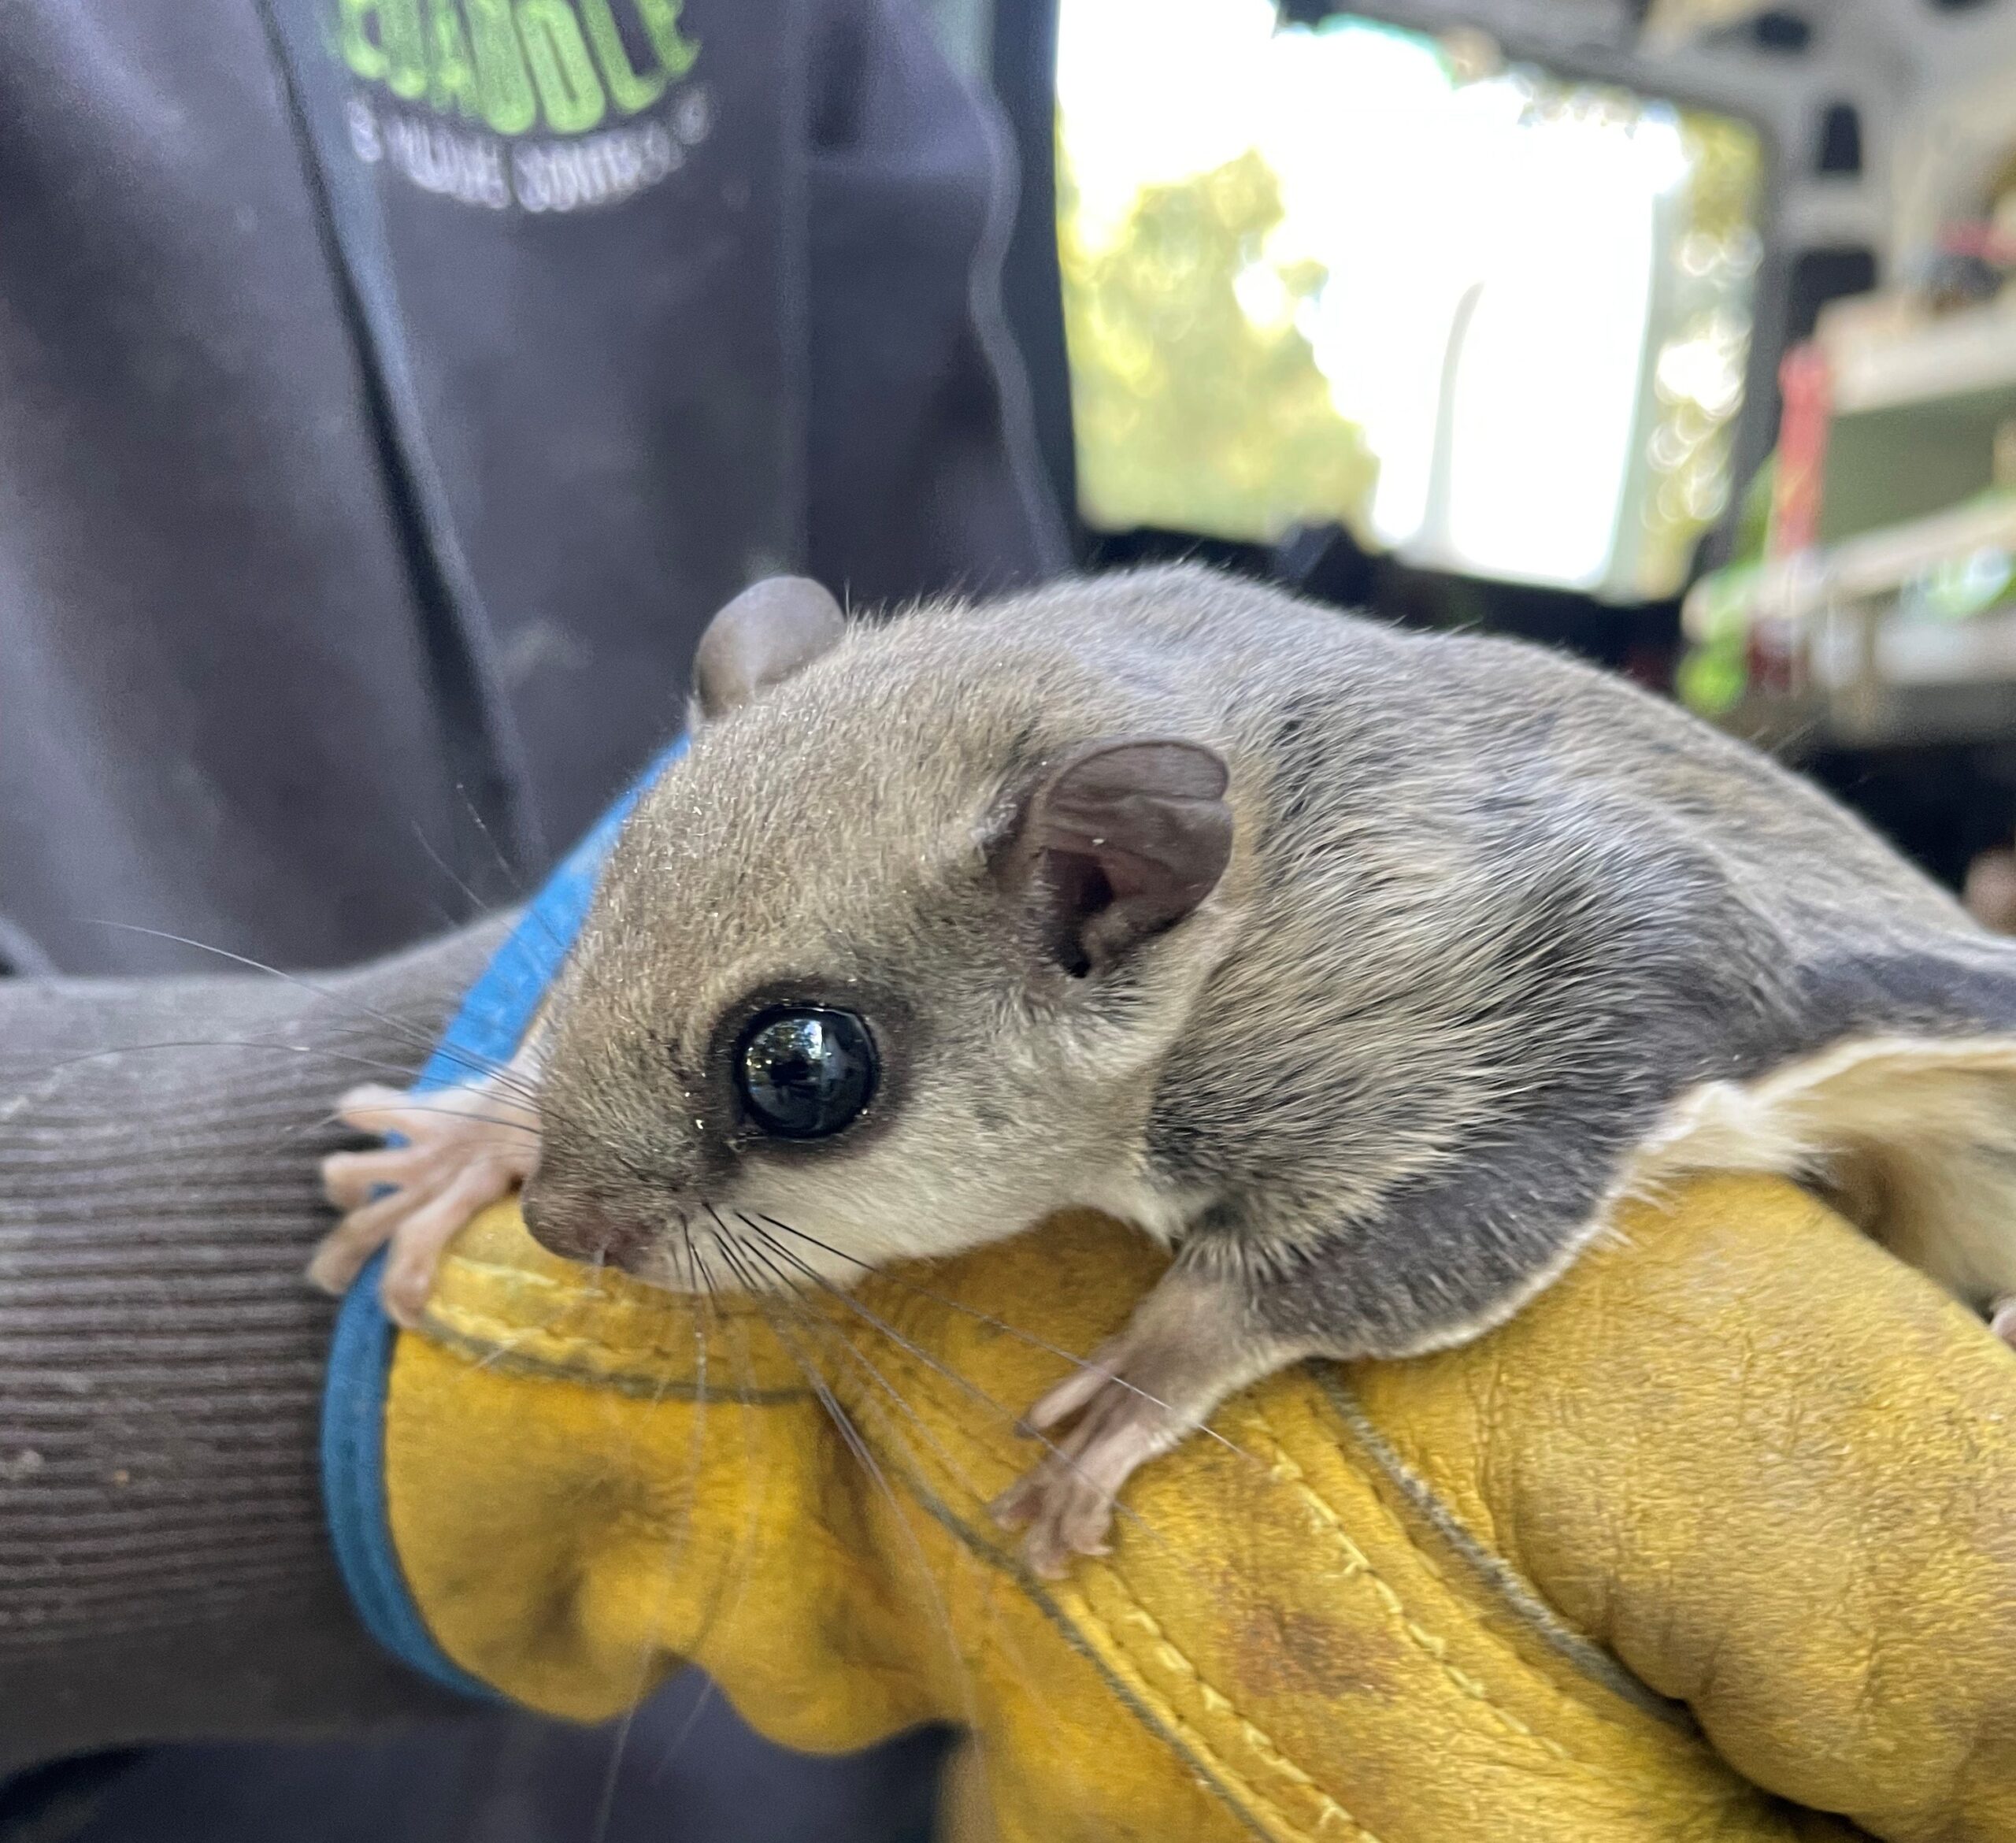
[422,1263,1642,1809]
[758,1343,1386,1841]
[1308,1375,1702,1739]
[1058,1573,1384,1842]
[437,1256,775,1326]
[1244,1403,1586,1771]
[424,1285,1586,1780]
[418,1297,813,1401]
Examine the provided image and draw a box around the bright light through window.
[1056,0,1764,601]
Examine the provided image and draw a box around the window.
[1057,0,1766,600]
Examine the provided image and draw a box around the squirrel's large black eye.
[734,1007,878,1140]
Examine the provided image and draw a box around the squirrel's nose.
[521,1181,651,1270]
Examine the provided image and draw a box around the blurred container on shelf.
[1680,278,2016,753]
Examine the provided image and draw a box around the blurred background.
[1007,0,2016,903]
[5,0,2016,1839]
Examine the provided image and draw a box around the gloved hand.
[365,1171,2016,1843]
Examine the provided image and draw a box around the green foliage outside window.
[1059,146,1379,545]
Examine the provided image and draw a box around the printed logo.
[331,0,709,212]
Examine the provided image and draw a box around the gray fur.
[528,562,2016,1378]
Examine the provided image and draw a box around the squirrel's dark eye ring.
[733,1007,878,1140]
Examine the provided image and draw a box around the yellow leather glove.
[381,1174,2016,1842]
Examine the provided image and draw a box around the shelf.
[1702,495,2016,629]
[1691,496,2016,752]
[1821,296,2016,417]
[1694,294,2016,751]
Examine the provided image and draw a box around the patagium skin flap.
[320,563,2016,1574]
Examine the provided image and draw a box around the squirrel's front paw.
[313,1081,539,1328]
[990,1350,1186,1578]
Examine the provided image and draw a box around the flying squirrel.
[316,565,2016,1574]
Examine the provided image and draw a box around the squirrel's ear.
[691,577,845,722]
[995,738,1232,977]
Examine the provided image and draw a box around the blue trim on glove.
[320,740,687,1697]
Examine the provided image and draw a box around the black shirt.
[0,0,1062,974]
